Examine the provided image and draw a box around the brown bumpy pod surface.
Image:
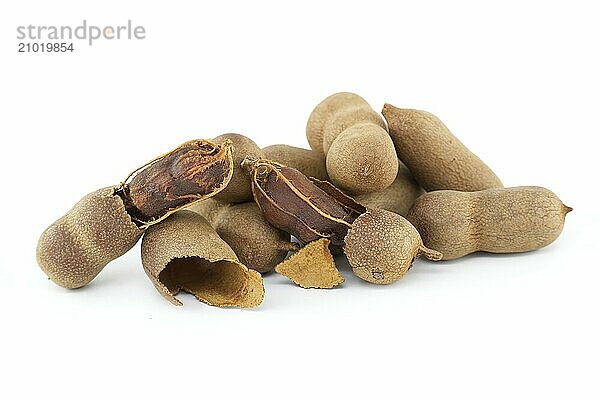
[344,208,442,284]
[354,163,424,217]
[141,210,264,307]
[407,186,572,260]
[322,106,387,153]
[326,122,398,194]
[188,199,299,273]
[306,92,370,152]
[37,187,143,289]
[262,144,328,181]
[212,133,262,204]
[382,103,503,192]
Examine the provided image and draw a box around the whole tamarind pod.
[406,186,572,260]
[345,208,442,284]
[141,210,264,307]
[188,199,299,273]
[243,158,365,248]
[37,139,233,289]
[382,103,503,192]
[307,92,397,194]
[262,144,328,181]
[212,133,262,204]
[244,158,441,284]
[354,163,424,217]
[306,92,369,152]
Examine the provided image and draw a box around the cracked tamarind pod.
[242,158,365,249]
[36,139,233,289]
[243,158,441,284]
[188,198,299,273]
[262,144,328,181]
[119,139,233,224]
[141,210,264,307]
[382,103,503,192]
[306,92,398,194]
[406,187,572,260]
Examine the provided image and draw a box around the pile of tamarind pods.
[36,92,571,307]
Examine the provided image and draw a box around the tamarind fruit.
[406,186,572,260]
[262,144,328,181]
[345,208,442,284]
[306,92,369,152]
[354,163,424,217]
[382,103,503,192]
[307,92,398,194]
[244,158,442,285]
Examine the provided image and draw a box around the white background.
[1,1,598,399]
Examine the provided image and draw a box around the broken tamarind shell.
[37,139,233,289]
[118,139,234,226]
[275,238,344,289]
[243,158,365,248]
[141,210,264,307]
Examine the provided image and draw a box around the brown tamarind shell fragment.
[141,211,264,307]
[245,159,365,248]
[117,139,233,226]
